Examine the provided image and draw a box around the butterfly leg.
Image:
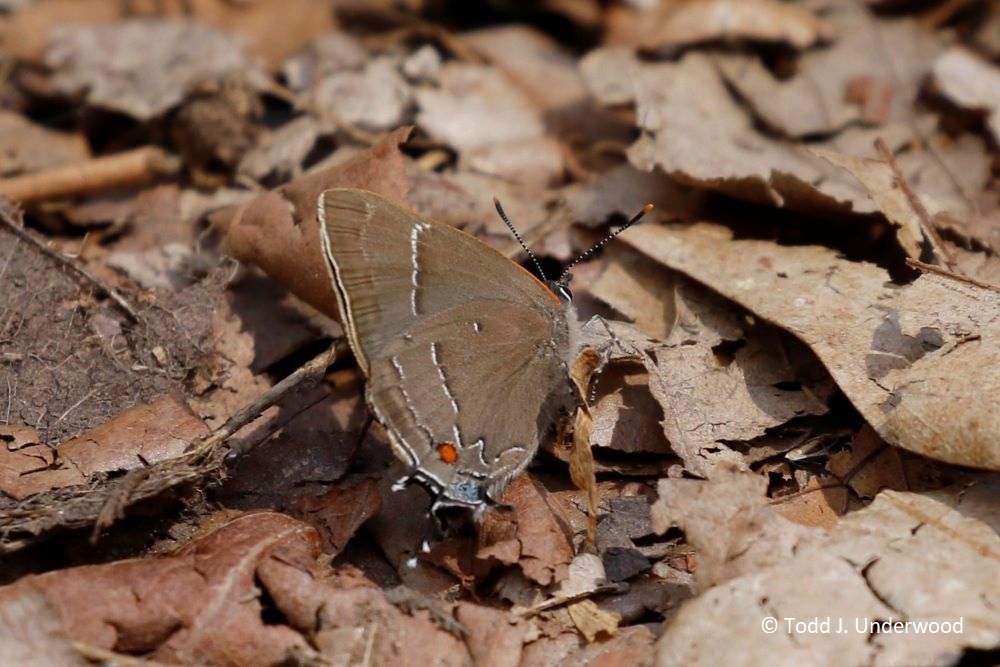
[581,315,645,404]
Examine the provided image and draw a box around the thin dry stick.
[905,258,1000,295]
[88,340,348,541]
[0,200,140,321]
[364,9,484,64]
[874,138,957,272]
[73,642,176,667]
[516,582,628,618]
[922,0,978,27]
[186,339,349,456]
[0,145,180,204]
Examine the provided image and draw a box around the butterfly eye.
[437,443,459,464]
[544,279,573,303]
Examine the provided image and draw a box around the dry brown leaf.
[569,349,599,542]
[581,49,869,212]
[522,623,657,667]
[624,222,1000,470]
[811,147,930,259]
[237,116,322,182]
[455,602,526,667]
[654,479,1000,666]
[827,425,909,500]
[462,25,587,118]
[209,126,413,321]
[0,393,207,501]
[0,511,476,665]
[652,463,815,588]
[2,0,335,68]
[815,137,984,274]
[552,553,607,600]
[588,362,672,455]
[283,31,368,91]
[277,568,469,667]
[641,0,835,51]
[47,19,261,120]
[461,24,620,145]
[567,598,621,642]
[407,166,552,245]
[582,279,831,476]
[589,245,678,340]
[0,112,91,177]
[309,56,412,132]
[216,368,361,512]
[563,164,702,230]
[771,477,849,528]
[0,589,87,667]
[291,478,381,556]
[415,62,565,185]
[0,512,318,664]
[931,47,1000,144]
[846,120,989,223]
[259,553,469,667]
[714,6,940,136]
[188,297,272,431]
[479,474,575,586]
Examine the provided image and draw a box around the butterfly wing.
[319,188,563,371]
[367,299,574,503]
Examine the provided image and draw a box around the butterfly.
[319,188,649,519]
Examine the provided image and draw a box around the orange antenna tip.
[642,203,654,213]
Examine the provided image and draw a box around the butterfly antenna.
[494,197,548,281]
[556,204,654,286]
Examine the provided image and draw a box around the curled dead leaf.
[209,126,413,320]
[641,0,836,52]
[625,222,1000,471]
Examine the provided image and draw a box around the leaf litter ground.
[0,1,998,665]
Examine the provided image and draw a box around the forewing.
[319,188,561,369]
[367,300,573,493]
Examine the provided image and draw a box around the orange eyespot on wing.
[437,443,458,464]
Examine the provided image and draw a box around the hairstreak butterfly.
[318,188,650,520]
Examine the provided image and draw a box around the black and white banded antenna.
[555,203,654,289]
[493,197,548,282]
[493,197,654,301]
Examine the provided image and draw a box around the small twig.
[361,9,484,64]
[90,466,153,543]
[52,388,97,428]
[922,0,978,27]
[0,201,141,321]
[874,138,957,272]
[189,339,349,456]
[516,582,628,618]
[87,340,348,542]
[0,145,180,205]
[905,258,1000,295]
[74,642,175,667]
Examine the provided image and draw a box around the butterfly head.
[546,275,573,304]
